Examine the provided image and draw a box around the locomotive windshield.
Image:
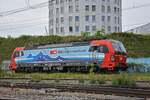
[13,51,24,58]
[89,45,109,53]
[110,40,127,55]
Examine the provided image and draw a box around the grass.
[1,72,150,81]
[111,78,136,86]
[30,76,41,83]
[55,79,60,83]
[97,79,106,84]
[78,78,85,84]
[89,78,96,84]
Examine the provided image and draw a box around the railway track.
[0,77,150,82]
[0,81,150,98]
[0,77,150,89]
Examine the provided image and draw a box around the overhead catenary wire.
[1,1,150,17]
[0,1,150,34]
[0,1,48,17]
[0,16,48,26]
[0,21,48,31]
[123,3,150,11]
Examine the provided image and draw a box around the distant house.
[127,23,150,34]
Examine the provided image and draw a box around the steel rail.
[0,77,150,89]
[0,77,150,82]
[0,82,150,98]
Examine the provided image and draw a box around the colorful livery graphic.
[9,40,127,72]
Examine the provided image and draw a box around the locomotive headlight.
[111,56,115,61]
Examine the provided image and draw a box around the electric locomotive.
[9,39,127,73]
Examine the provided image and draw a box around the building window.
[69,16,73,22]
[108,26,111,32]
[56,27,59,34]
[107,6,111,13]
[118,27,120,32]
[92,5,96,12]
[75,5,79,12]
[114,0,117,4]
[102,5,105,13]
[75,0,79,2]
[61,7,64,14]
[60,0,64,4]
[102,25,105,30]
[69,0,72,2]
[56,18,59,23]
[107,0,110,3]
[118,17,120,24]
[85,5,89,12]
[50,29,53,34]
[85,26,90,31]
[107,16,111,22]
[115,26,117,32]
[75,26,79,32]
[56,0,59,4]
[50,19,53,25]
[69,6,73,13]
[114,7,117,13]
[69,26,73,32]
[92,15,96,22]
[56,8,59,14]
[102,16,105,21]
[117,0,120,5]
[61,17,64,23]
[102,0,105,2]
[114,16,117,24]
[49,9,53,16]
[75,16,79,22]
[117,8,120,14]
[61,27,64,33]
[92,26,96,31]
[85,15,89,22]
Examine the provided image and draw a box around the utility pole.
[25,0,31,8]
[44,25,48,35]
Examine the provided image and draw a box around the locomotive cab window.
[98,45,109,53]
[89,45,109,53]
[13,51,24,58]
[89,45,99,52]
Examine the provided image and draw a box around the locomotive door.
[89,45,99,62]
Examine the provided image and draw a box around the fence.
[1,60,11,72]
[127,58,150,73]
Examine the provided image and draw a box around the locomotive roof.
[24,41,90,50]
[24,38,107,50]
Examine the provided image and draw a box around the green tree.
[94,29,104,37]
[81,32,90,38]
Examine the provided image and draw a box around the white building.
[127,23,150,34]
[49,0,122,36]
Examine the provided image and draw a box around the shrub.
[111,77,136,86]
[94,30,104,37]
[30,77,41,83]
[81,32,90,38]
[89,64,94,77]
[15,88,20,91]
[89,78,96,84]
[78,78,85,84]
[97,79,106,84]
[55,79,60,83]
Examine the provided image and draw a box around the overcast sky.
[0,0,150,38]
